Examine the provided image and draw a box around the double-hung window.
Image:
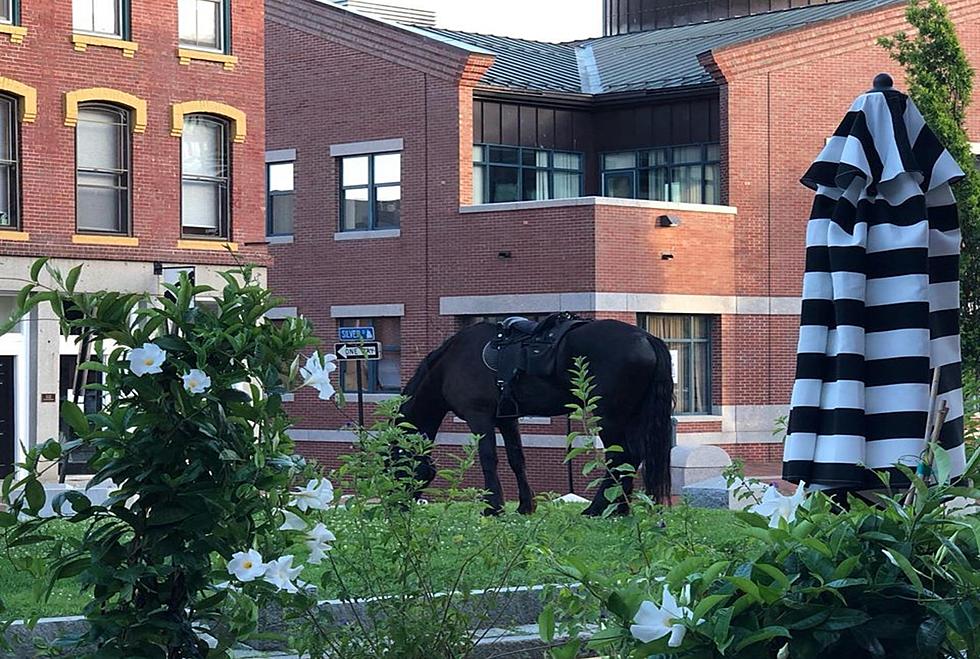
[0,95,18,229]
[339,318,401,394]
[181,114,230,238]
[73,0,126,38]
[267,161,295,237]
[340,152,400,232]
[76,104,131,234]
[179,0,228,52]
[603,144,720,205]
[473,145,582,204]
[640,314,712,415]
[0,0,14,24]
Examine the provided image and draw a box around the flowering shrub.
[543,447,980,658]
[0,259,332,658]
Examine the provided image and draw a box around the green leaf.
[0,511,16,527]
[933,445,952,485]
[734,626,790,652]
[754,563,790,591]
[538,606,555,643]
[882,548,924,591]
[65,265,82,293]
[29,257,49,282]
[823,609,872,631]
[692,594,730,622]
[24,479,44,512]
[725,576,761,601]
[916,617,946,653]
[60,401,89,436]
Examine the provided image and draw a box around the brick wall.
[0,0,266,266]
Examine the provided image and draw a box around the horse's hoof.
[482,506,504,517]
[581,506,603,517]
[517,501,536,515]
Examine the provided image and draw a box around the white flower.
[227,549,267,582]
[263,555,303,593]
[128,342,167,376]
[181,368,212,394]
[752,481,807,528]
[630,584,700,648]
[290,478,334,512]
[279,509,307,531]
[306,523,336,565]
[300,352,338,401]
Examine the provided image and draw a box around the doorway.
[0,356,15,477]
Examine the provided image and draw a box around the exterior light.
[658,214,681,228]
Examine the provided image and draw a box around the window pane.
[671,341,691,413]
[0,100,10,161]
[342,188,370,231]
[488,166,519,203]
[670,165,703,203]
[374,153,400,184]
[640,149,668,167]
[92,0,119,35]
[704,164,719,205]
[604,172,634,198]
[488,146,519,165]
[553,152,581,170]
[472,165,485,204]
[178,0,196,41]
[706,144,720,161]
[182,180,221,229]
[0,165,11,226]
[77,109,123,170]
[77,175,123,232]
[73,0,92,32]
[270,194,294,235]
[692,341,709,413]
[646,315,688,339]
[268,162,294,192]
[0,0,11,22]
[342,156,369,187]
[522,168,548,201]
[603,152,635,170]
[639,167,668,201]
[672,145,703,164]
[196,0,220,48]
[375,185,400,229]
[183,118,224,177]
[472,145,485,162]
[553,172,579,199]
[691,316,710,340]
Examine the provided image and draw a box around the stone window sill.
[177,239,238,252]
[676,415,724,424]
[177,47,238,70]
[72,33,138,58]
[0,23,26,44]
[72,234,139,247]
[334,229,401,241]
[0,230,29,241]
[267,235,294,245]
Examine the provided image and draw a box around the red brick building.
[0,0,266,478]
[264,0,980,495]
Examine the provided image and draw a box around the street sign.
[335,342,382,360]
[338,326,376,342]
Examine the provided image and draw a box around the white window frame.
[179,0,226,53]
[72,0,123,38]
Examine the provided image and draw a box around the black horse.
[399,319,674,516]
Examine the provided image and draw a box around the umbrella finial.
[873,73,894,91]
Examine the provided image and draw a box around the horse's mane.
[401,332,458,398]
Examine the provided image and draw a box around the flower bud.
[777,643,790,659]
[678,583,692,608]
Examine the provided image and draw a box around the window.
[340,152,400,232]
[0,96,18,229]
[339,318,401,394]
[602,144,720,205]
[179,0,227,52]
[267,161,294,236]
[0,0,13,23]
[73,0,125,38]
[76,104,130,234]
[181,114,230,238]
[640,314,711,414]
[473,145,582,204]
[459,313,547,329]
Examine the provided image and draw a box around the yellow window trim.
[72,33,139,58]
[0,230,29,241]
[65,87,148,133]
[0,23,26,44]
[177,48,238,70]
[0,77,37,123]
[72,234,139,247]
[171,100,246,143]
[177,239,239,252]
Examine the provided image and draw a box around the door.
[0,356,15,477]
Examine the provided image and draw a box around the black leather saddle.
[482,312,589,418]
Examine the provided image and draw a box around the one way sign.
[334,342,382,361]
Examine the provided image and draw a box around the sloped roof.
[422,0,903,95]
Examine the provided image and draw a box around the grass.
[0,501,749,620]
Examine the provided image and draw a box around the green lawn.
[0,502,749,620]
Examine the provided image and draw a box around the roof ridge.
[422,26,576,49]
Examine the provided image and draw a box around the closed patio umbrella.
[783,74,967,491]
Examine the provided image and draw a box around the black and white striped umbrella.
[783,75,967,490]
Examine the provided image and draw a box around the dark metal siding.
[603,0,849,34]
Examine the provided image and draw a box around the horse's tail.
[642,335,675,503]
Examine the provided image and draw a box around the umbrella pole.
[902,368,947,505]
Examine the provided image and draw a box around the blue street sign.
[338,326,375,342]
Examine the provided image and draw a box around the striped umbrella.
[783,74,967,491]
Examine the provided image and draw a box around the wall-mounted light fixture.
[661,252,674,261]
[658,214,681,228]
[497,251,513,260]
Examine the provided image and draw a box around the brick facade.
[266,0,979,502]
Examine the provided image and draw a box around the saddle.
[482,312,589,418]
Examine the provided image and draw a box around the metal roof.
[422,0,903,95]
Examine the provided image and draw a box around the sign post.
[335,328,381,428]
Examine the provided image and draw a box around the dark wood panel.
[473,101,483,143]
[605,0,841,34]
[555,109,574,147]
[482,102,501,144]
[690,99,711,144]
[501,104,520,145]
[519,106,537,147]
